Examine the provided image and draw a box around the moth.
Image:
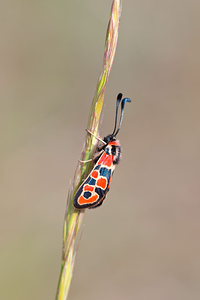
[74,93,131,209]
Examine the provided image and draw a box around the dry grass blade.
[55,1,122,299]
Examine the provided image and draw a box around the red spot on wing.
[98,153,112,167]
[103,155,112,167]
[91,170,98,178]
[84,184,94,192]
[90,194,99,203]
[78,194,98,205]
[97,177,107,189]
[97,152,107,165]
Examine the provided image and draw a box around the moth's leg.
[79,158,93,163]
[93,149,104,163]
[79,149,104,164]
[79,129,106,164]
[86,129,106,145]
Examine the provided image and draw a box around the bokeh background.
[1,1,200,299]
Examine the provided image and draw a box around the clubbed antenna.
[113,96,131,137]
[111,93,123,136]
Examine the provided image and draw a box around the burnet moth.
[74,93,131,209]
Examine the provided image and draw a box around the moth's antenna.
[111,93,123,137]
[113,97,131,137]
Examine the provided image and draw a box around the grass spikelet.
[55,1,122,299]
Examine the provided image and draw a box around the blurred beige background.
[1,1,200,299]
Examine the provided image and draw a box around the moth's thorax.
[104,138,121,165]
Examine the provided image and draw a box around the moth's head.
[103,135,116,145]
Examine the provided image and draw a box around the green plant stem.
[55,1,122,299]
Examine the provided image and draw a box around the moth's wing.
[89,188,109,209]
[73,152,113,209]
